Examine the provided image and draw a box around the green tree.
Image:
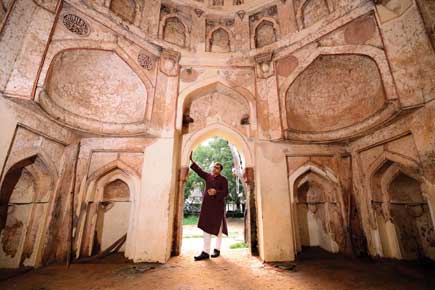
[184,137,244,207]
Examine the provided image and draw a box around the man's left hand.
[207,188,217,196]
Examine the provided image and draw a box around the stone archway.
[172,123,257,256]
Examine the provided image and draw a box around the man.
[189,152,229,261]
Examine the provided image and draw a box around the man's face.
[212,163,222,175]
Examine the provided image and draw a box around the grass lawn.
[229,242,248,249]
[183,215,199,225]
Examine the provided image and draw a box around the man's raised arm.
[189,152,208,180]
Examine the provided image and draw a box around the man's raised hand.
[207,188,217,196]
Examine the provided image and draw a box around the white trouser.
[203,221,223,254]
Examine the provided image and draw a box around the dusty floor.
[1,218,434,290]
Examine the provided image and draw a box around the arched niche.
[209,27,231,53]
[76,160,140,259]
[110,0,137,23]
[94,179,131,253]
[162,16,187,48]
[44,49,148,133]
[369,158,435,260]
[285,54,386,133]
[0,154,55,268]
[288,162,346,254]
[292,169,344,254]
[388,171,435,260]
[254,19,277,48]
[39,44,154,135]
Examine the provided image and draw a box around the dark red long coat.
[190,162,228,236]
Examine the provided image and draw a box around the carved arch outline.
[251,16,280,49]
[176,77,257,136]
[206,25,234,52]
[159,14,190,48]
[38,43,156,136]
[278,45,400,142]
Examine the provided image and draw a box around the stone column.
[132,138,178,263]
[130,48,181,263]
[149,49,180,137]
[254,52,283,141]
[243,167,258,255]
[0,98,17,171]
[171,166,189,256]
[374,0,435,107]
[255,141,295,262]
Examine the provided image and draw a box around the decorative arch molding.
[296,0,335,30]
[39,41,155,92]
[86,159,141,183]
[206,25,234,52]
[367,151,421,189]
[251,16,280,49]
[366,150,422,212]
[288,161,340,203]
[176,77,257,134]
[159,14,190,48]
[181,122,254,168]
[279,45,400,143]
[2,148,59,184]
[37,44,156,136]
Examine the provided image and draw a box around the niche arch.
[207,26,233,53]
[0,152,57,268]
[251,17,279,49]
[288,162,346,255]
[367,152,435,260]
[75,160,141,260]
[159,14,189,48]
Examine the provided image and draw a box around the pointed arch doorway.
[172,123,258,257]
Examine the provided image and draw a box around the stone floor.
[1,218,434,290]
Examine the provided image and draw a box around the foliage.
[229,242,248,249]
[183,215,199,225]
[184,137,244,205]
